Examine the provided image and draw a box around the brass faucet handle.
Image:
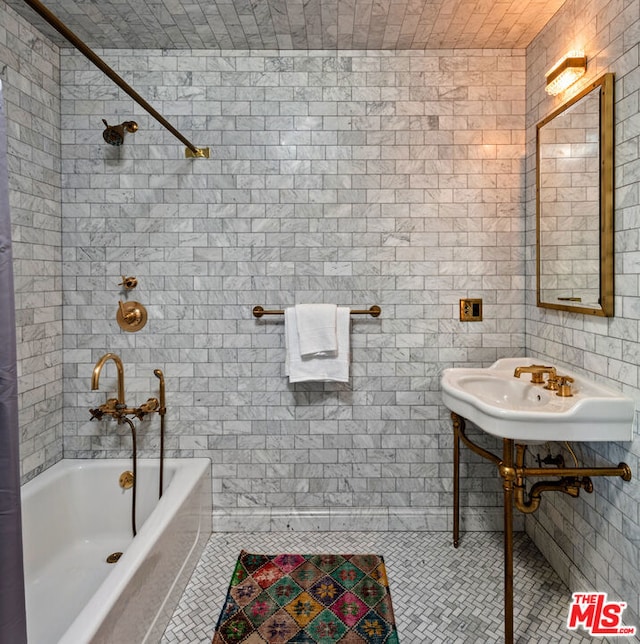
[140,397,160,413]
[90,398,123,420]
[557,375,574,397]
[131,398,160,420]
[138,398,160,416]
[118,275,138,290]
[543,375,559,391]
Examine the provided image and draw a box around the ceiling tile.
[8,0,567,50]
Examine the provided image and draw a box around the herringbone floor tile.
[161,531,606,643]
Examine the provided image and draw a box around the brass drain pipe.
[513,444,593,514]
[21,0,208,158]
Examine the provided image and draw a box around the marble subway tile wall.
[61,48,526,530]
[526,0,640,625]
[0,3,63,483]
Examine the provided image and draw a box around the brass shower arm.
[21,0,208,158]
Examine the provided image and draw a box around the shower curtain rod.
[22,0,209,158]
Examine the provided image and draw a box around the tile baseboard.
[213,506,523,532]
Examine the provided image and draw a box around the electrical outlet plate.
[460,298,483,321]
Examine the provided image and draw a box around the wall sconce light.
[545,53,587,95]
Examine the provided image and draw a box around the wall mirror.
[536,72,614,316]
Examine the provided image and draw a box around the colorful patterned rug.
[212,551,399,643]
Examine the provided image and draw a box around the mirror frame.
[536,72,614,316]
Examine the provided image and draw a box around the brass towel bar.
[253,305,381,318]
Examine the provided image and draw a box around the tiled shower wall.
[60,47,526,530]
[525,0,640,625]
[0,3,63,483]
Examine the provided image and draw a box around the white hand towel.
[295,303,338,357]
[285,306,350,383]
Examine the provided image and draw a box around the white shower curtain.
[0,79,28,643]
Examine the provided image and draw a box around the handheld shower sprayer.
[102,119,138,146]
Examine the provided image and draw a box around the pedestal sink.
[442,357,635,644]
[441,357,635,442]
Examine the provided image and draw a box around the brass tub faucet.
[90,352,162,420]
[513,364,556,384]
[92,352,125,405]
[89,353,167,535]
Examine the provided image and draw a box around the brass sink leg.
[502,438,515,644]
[451,412,632,644]
[452,412,461,548]
[451,411,501,549]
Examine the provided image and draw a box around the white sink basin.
[441,357,635,442]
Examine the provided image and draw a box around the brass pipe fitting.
[510,442,628,513]
[518,464,631,481]
[514,477,592,513]
[499,464,517,481]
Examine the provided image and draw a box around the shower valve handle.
[117,300,148,332]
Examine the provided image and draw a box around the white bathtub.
[21,458,212,644]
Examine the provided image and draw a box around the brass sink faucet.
[513,364,556,384]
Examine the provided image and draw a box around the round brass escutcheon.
[119,470,134,489]
[116,300,148,332]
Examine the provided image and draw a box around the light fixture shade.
[545,53,587,95]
